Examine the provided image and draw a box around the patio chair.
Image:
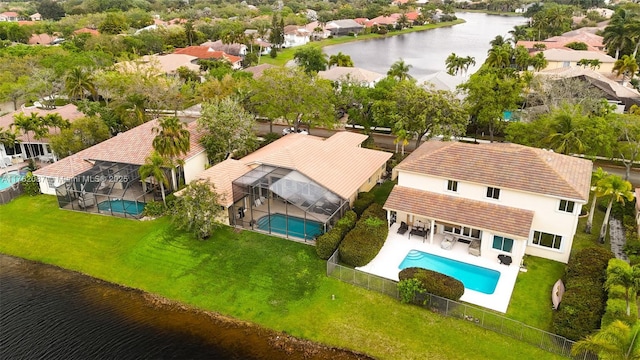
[441,235,456,250]
[468,239,481,256]
[397,221,408,235]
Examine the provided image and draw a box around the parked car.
[282,127,309,135]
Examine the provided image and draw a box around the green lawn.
[0,195,563,360]
[259,20,465,67]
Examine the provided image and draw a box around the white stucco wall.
[397,171,584,263]
[35,175,65,195]
[184,151,208,184]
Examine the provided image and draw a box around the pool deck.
[356,223,520,313]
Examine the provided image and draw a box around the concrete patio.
[356,223,521,313]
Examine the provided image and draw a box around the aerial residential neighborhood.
[3,0,640,359]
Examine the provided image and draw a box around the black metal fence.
[0,183,22,204]
[326,250,596,360]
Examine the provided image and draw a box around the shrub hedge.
[399,267,465,301]
[552,247,614,341]
[601,259,639,327]
[352,192,375,217]
[315,210,357,260]
[339,203,388,267]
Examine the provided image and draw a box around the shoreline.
[1,254,374,360]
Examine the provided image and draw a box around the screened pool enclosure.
[55,160,156,218]
[230,165,349,241]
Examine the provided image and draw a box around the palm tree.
[152,116,190,190]
[585,167,608,234]
[603,9,634,59]
[387,59,412,81]
[139,151,170,206]
[509,25,528,42]
[490,35,508,47]
[0,126,17,157]
[328,52,354,68]
[64,67,97,101]
[544,106,585,155]
[12,113,46,159]
[605,261,640,316]
[445,53,464,76]
[598,174,634,244]
[41,114,70,134]
[529,52,548,72]
[486,44,512,69]
[572,320,640,359]
[613,55,639,85]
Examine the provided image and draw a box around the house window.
[493,236,514,253]
[47,177,55,188]
[447,180,458,192]
[559,200,575,213]
[532,231,562,250]
[486,187,500,199]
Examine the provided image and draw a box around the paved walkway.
[609,218,629,262]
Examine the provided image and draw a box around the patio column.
[429,219,435,244]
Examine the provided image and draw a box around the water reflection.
[324,12,527,78]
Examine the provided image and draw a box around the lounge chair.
[397,221,408,235]
[468,239,481,256]
[441,235,456,250]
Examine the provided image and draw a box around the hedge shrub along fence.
[316,210,357,260]
[352,192,375,217]
[339,203,388,267]
[601,259,639,327]
[399,267,465,302]
[552,247,614,341]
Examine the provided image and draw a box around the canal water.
[0,255,371,360]
[324,12,528,78]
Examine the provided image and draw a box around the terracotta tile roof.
[636,189,640,211]
[74,28,99,36]
[34,119,205,179]
[193,159,252,207]
[2,11,19,17]
[385,186,534,238]
[243,63,275,78]
[213,132,391,200]
[397,141,592,201]
[28,33,55,45]
[0,104,86,142]
[174,46,242,64]
[540,49,615,63]
[318,66,384,84]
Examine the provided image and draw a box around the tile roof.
[243,63,275,78]
[317,66,384,83]
[34,119,205,179]
[385,186,534,238]
[396,141,592,201]
[209,131,391,201]
[174,46,242,64]
[0,104,86,142]
[540,48,615,63]
[74,28,99,36]
[537,66,640,100]
[192,159,252,207]
[636,188,640,211]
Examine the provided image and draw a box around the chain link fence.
[326,250,596,360]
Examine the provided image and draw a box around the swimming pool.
[0,171,25,191]
[398,250,500,295]
[97,200,146,216]
[256,214,323,240]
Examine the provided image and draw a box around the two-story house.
[384,141,592,264]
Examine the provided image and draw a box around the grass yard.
[259,20,465,67]
[0,195,563,360]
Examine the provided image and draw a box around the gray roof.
[326,19,364,29]
[317,66,384,83]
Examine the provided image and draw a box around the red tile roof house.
[192,132,391,241]
[174,46,243,70]
[0,104,86,167]
[33,119,208,218]
[385,141,592,265]
[0,11,20,22]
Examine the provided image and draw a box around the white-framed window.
[486,187,500,200]
[558,200,575,213]
[444,225,481,239]
[532,231,562,250]
[447,180,458,192]
[492,235,514,253]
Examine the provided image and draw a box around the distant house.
[517,31,605,53]
[28,33,56,45]
[385,141,592,264]
[115,54,201,76]
[325,19,364,36]
[0,11,19,22]
[304,21,331,40]
[174,46,243,69]
[29,13,42,21]
[0,104,86,167]
[365,15,399,28]
[194,132,391,240]
[243,63,276,79]
[200,40,247,57]
[418,71,466,95]
[33,119,208,217]
[539,48,616,73]
[283,25,311,48]
[318,66,384,87]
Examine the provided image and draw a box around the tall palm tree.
[585,167,609,234]
[0,126,17,159]
[603,9,634,59]
[529,52,548,71]
[486,44,512,69]
[598,174,634,244]
[489,35,508,47]
[328,52,354,68]
[65,67,97,101]
[139,151,170,206]
[613,55,639,85]
[41,114,70,134]
[572,320,640,359]
[152,116,190,190]
[12,113,46,159]
[387,59,412,81]
[544,107,585,155]
[445,53,464,76]
[605,260,640,316]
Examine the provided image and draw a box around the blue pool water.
[256,214,323,240]
[398,250,500,295]
[0,171,25,191]
[98,200,145,216]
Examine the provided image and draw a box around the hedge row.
[552,247,614,341]
[352,192,375,217]
[601,259,639,327]
[339,203,388,267]
[399,267,465,302]
[315,210,357,260]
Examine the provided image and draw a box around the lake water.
[324,12,528,79]
[0,255,370,360]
